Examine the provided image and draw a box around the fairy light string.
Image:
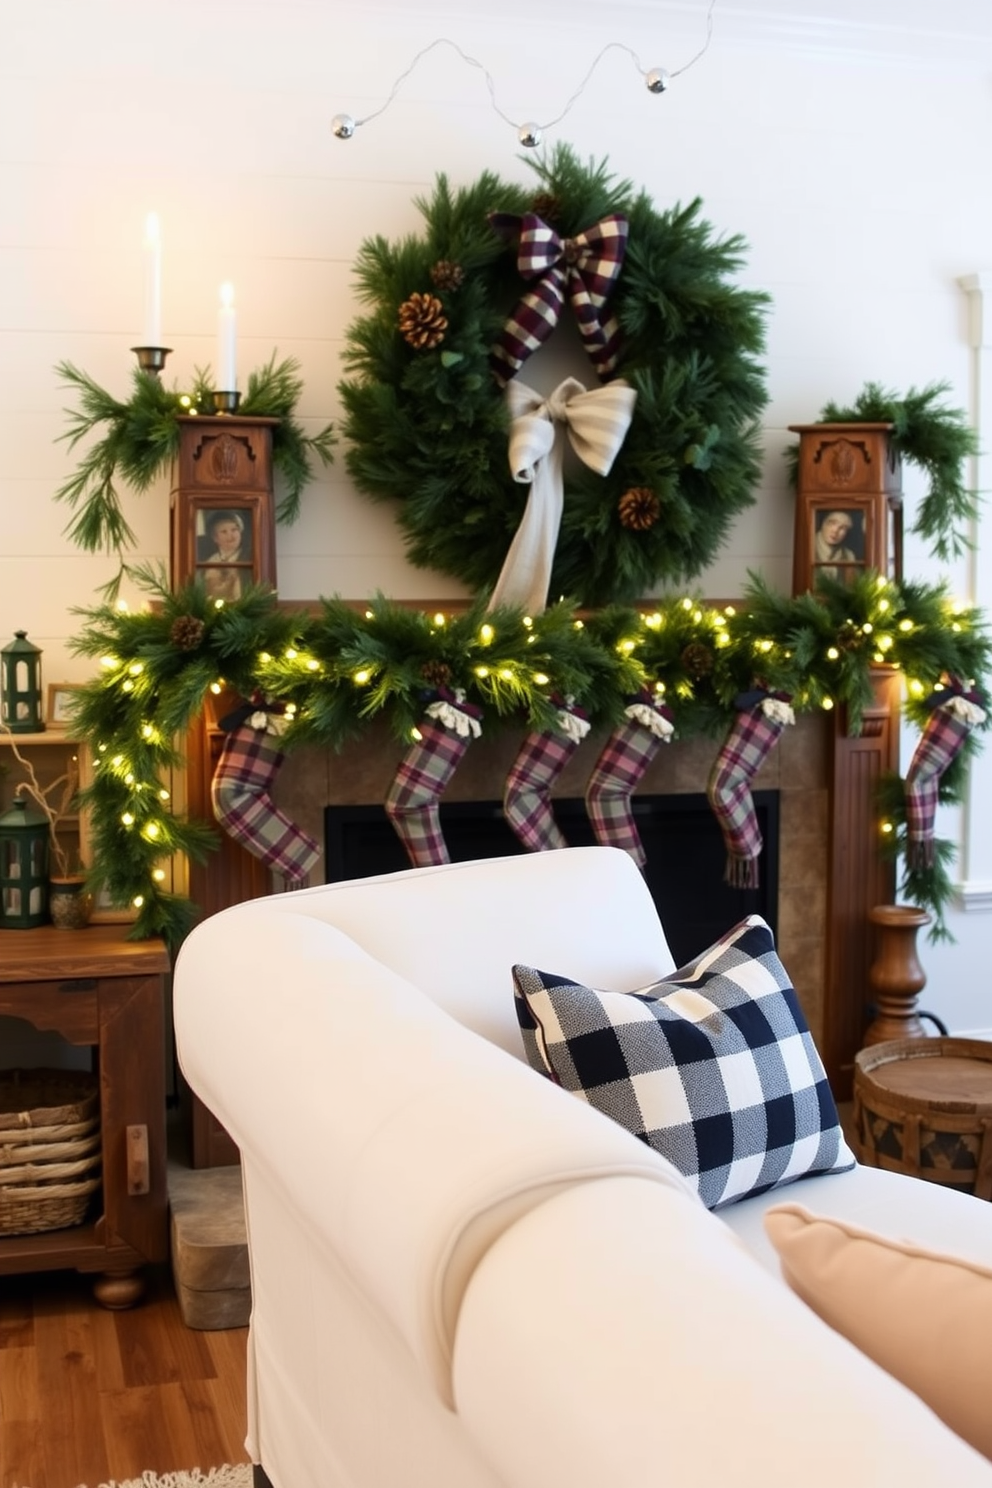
[331,0,718,146]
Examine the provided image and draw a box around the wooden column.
[822,667,901,1099]
[171,416,280,1168]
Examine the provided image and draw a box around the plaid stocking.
[584,694,674,868]
[211,720,320,887]
[707,693,793,889]
[504,701,590,852]
[384,691,482,868]
[905,688,986,868]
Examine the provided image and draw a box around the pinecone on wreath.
[430,259,464,292]
[531,191,563,224]
[618,486,661,531]
[398,292,448,350]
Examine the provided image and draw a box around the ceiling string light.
[331,0,717,148]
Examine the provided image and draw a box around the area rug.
[80,1468,251,1488]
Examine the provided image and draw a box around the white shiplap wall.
[2,0,991,1029]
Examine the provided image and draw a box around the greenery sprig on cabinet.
[67,567,989,948]
[785,381,980,563]
[55,354,335,596]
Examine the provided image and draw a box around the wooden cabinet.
[170,414,279,598]
[0,926,169,1307]
[790,421,903,594]
[0,731,84,878]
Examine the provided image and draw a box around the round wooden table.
[853,1037,992,1200]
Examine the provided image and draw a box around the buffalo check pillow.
[512,914,854,1209]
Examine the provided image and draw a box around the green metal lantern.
[0,796,50,928]
[1,630,45,734]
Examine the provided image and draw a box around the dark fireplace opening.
[325,792,779,968]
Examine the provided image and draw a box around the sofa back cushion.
[236,845,676,1059]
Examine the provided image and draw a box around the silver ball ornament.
[518,122,543,149]
[332,113,356,140]
[645,68,670,94]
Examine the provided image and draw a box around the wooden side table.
[0,925,170,1306]
[853,1037,992,1200]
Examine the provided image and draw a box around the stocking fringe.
[906,838,936,870]
[724,854,760,890]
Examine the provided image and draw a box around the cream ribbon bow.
[488,376,637,614]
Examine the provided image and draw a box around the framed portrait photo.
[193,505,255,603]
[810,506,866,585]
[47,683,80,729]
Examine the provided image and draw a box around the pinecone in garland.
[429,259,464,292]
[398,292,448,350]
[680,641,714,680]
[170,614,205,651]
[618,486,661,531]
[420,659,453,689]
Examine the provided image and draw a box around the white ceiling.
[397,1,992,64]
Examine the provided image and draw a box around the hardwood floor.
[0,1263,249,1488]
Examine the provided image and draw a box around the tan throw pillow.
[764,1203,992,1461]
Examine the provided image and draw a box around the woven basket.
[0,1069,102,1236]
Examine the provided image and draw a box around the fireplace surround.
[183,665,899,1166]
[324,791,779,973]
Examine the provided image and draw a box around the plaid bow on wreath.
[488,211,628,386]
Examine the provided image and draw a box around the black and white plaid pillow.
[513,915,854,1210]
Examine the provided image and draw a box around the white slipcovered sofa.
[173,846,992,1488]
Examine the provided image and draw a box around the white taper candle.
[143,212,162,347]
[217,282,237,391]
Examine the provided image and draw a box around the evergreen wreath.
[339,144,770,607]
[55,353,335,595]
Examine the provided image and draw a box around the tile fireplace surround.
[270,711,834,1059]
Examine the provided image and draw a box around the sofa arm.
[453,1175,992,1487]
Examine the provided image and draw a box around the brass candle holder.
[130,346,172,377]
[211,391,241,414]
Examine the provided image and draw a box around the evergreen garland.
[55,354,335,595]
[785,380,980,562]
[65,568,989,949]
[339,144,770,606]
